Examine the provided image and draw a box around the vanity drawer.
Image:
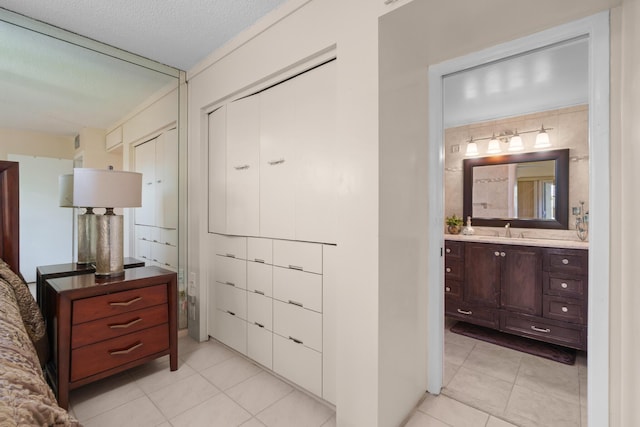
[500,312,586,350]
[73,284,167,324]
[214,255,247,289]
[444,241,464,259]
[444,259,464,281]
[543,295,586,325]
[445,299,499,329]
[543,273,587,299]
[544,248,588,275]
[444,280,462,299]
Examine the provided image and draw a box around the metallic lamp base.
[95,213,124,277]
[77,210,97,265]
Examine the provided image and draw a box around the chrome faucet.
[505,223,512,238]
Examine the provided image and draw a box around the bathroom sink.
[445,233,589,249]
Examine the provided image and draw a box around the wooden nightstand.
[42,266,177,409]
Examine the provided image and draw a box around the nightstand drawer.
[73,284,167,324]
[71,304,168,348]
[71,323,169,381]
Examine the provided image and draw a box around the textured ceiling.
[0,1,286,136]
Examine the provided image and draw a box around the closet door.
[208,106,227,233]
[260,77,296,239]
[135,139,157,226]
[155,128,178,229]
[226,96,260,236]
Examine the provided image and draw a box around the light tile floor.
[68,335,336,427]
[403,319,587,427]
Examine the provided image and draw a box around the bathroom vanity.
[445,235,588,350]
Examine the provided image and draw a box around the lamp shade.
[73,168,142,208]
[534,128,551,148]
[59,174,74,207]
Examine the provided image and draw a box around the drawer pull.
[445,287,451,292]
[289,336,303,345]
[254,322,264,328]
[152,258,158,262]
[225,253,236,258]
[288,265,304,271]
[109,296,142,307]
[234,164,250,170]
[494,252,500,257]
[225,281,236,287]
[288,300,303,307]
[562,306,569,313]
[446,267,451,273]
[254,290,265,295]
[562,258,569,265]
[254,258,265,263]
[500,252,506,257]
[109,318,143,329]
[561,282,568,289]
[165,242,171,246]
[446,248,451,254]
[457,309,472,315]
[268,159,286,165]
[531,325,551,333]
[227,310,236,316]
[109,342,143,356]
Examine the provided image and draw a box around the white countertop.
[445,233,589,250]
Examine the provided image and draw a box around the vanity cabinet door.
[464,243,500,307]
[500,246,542,316]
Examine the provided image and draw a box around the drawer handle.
[562,306,569,313]
[494,251,500,257]
[225,253,236,258]
[234,164,250,170]
[153,239,158,243]
[225,282,236,287]
[562,258,569,265]
[446,267,451,273]
[153,258,158,262]
[561,282,568,289]
[254,290,265,295]
[446,248,451,254]
[227,310,236,316]
[531,325,551,333]
[254,258,265,263]
[289,265,304,271]
[109,342,143,356]
[165,242,171,246]
[445,286,451,292]
[268,159,285,166]
[500,252,506,257]
[289,336,303,345]
[457,309,472,315]
[109,297,142,307]
[109,318,143,329]
[254,322,264,328]
[164,263,171,266]
[288,300,303,307]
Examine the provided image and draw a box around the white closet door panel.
[294,62,337,244]
[248,323,272,369]
[214,309,247,355]
[135,139,157,226]
[273,300,322,352]
[247,261,273,296]
[156,128,178,229]
[216,283,247,320]
[273,267,322,312]
[208,106,227,234]
[260,79,296,239]
[273,334,322,396]
[247,292,272,330]
[213,234,247,259]
[247,237,272,264]
[214,255,247,289]
[273,240,322,274]
[226,96,260,236]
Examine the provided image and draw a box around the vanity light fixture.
[463,125,553,156]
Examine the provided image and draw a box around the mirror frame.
[463,148,570,229]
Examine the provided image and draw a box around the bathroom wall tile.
[404,411,451,427]
[515,354,580,404]
[81,396,165,427]
[226,371,293,415]
[256,390,334,427]
[148,373,220,419]
[443,366,512,415]
[503,384,580,427]
[418,393,489,427]
[200,355,262,390]
[170,393,252,427]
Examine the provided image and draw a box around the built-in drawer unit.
[500,312,585,349]
[215,282,248,320]
[214,309,247,355]
[247,237,273,264]
[213,234,247,259]
[273,300,322,352]
[273,267,322,312]
[248,321,273,369]
[273,240,322,274]
[445,301,500,329]
[247,291,272,330]
[214,256,247,289]
[247,262,272,296]
[273,333,322,397]
[542,295,586,324]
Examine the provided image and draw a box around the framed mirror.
[463,149,569,229]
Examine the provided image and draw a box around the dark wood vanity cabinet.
[445,239,588,350]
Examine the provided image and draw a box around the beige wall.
[0,127,74,160]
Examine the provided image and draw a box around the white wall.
[0,127,74,160]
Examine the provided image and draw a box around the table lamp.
[59,173,97,265]
[73,168,142,277]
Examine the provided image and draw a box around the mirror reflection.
[472,160,556,220]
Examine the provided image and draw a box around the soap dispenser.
[463,216,475,235]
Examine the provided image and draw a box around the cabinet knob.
[494,251,500,257]
[446,267,451,273]
[562,258,569,265]
[446,248,451,254]
[562,306,569,313]
[500,252,506,257]
[445,286,451,292]
[561,282,568,289]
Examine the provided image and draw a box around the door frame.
[427,11,610,426]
